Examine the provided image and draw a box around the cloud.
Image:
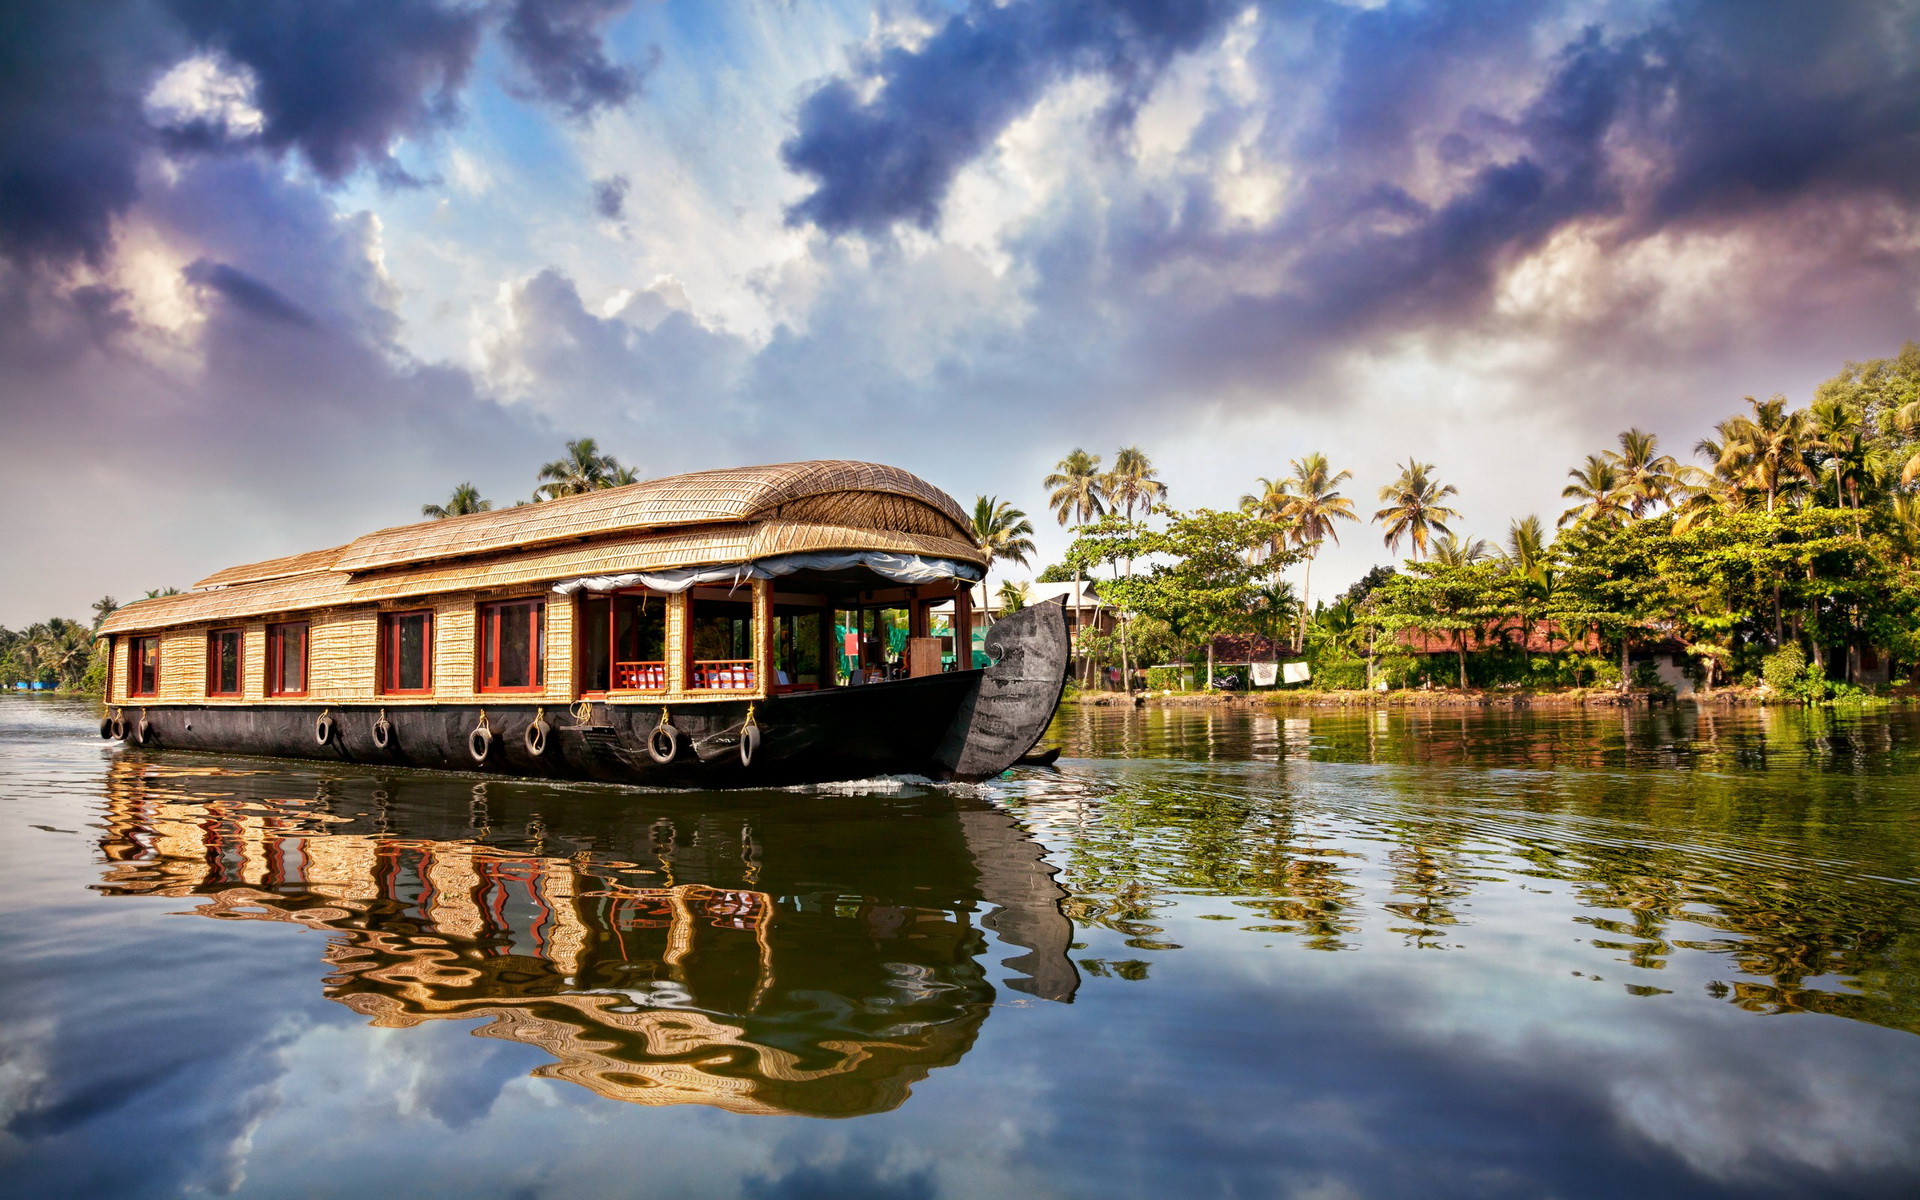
[591,173,630,219]
[182,259,318,328]
[499,0,653,119]
[781,0,1244,235]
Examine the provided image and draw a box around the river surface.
[3,696,1918,1198]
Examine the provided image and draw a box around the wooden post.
[908,589,927,639]
[666,591,689,695]
[753,578,775,694]
[952,585,973,671]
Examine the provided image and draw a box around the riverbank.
[1069,684,1915,709]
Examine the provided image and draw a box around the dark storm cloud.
[163,0,484,179]
[500,0,653,118]
[592,173,630,218]
[781,0,1243,235]
[183,260,319,328]
[0,0,651,268]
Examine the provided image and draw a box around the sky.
[3,0,1919,626]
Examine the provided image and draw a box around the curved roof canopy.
[101,461,982,634]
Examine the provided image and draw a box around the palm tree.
[971,495,1036,605]
[1890,395,1920,487]
[535,438,620,499]
[1608,429,1679,517]
[1279,452,1357,647]
[1044,449,1107,669]
[1430,533,1493,566]
[996,579,1032,612]
[1503,516,1548,669]
[1103,446,1166,523]
[1558,455,1628,528]
[1239,476,1295,572]
[1716,395,1812,513]
[90,596,119,633]
[1374,460,1460,559]
[143,587,181,599]
[421,482,493,519]
[607,463,641,486]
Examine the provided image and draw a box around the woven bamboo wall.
[243,624,266,701]
[544,593,573,701]
[435,595,476,698]
[157,627,202,704]
[311,609,378,701]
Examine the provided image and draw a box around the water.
[3,696,1918,1199]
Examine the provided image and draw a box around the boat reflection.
[94,758,1077,1117]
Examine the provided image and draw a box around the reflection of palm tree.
[1374,460,1459,559]
[971,496,1036,607]
[535,438,621,499]
[1044,450,1107,657]
[421,482,493,519]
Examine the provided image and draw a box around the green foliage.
[1036,562,1075,584]
[1145,665,1187,691]
[0,616,99,691]
[1762,644,1807,694]
[1067,509,1288,650]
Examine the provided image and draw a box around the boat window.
[479,599,544,692]
[772,607,823,689]
[689,595,755,690]
[578,593,667,692]
[206,628,243,697]
[267,622,308,697]
[129,636,160,697]
[379,610,434,695]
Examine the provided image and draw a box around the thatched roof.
[103,461,982,634]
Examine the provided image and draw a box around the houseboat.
[96,461,1069,786]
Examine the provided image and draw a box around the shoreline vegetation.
[992,341,1920,710]
[1067,684,1915,710]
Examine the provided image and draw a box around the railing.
[690,659,756,690]
[613,661,667,690]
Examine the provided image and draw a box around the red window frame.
[477,599,544,693]
[266,621,309,697]
[378,609,435,696]
[206,628,244,697]
[129,635,160,697]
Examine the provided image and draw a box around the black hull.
[105,602,1072,788]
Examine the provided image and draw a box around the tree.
[535,438,622,499]
[1374,460,1460,558]
[90,596,119,633]
[1430,532,1493,566]
[1103,446,1166,524]
[422,482,493,519]
[1716,395,1813,513]
[1067,509,1286,689]
[1609,429,1679,517]
[1366,561,1511,689]
[997,579,1032,612]
[971,495,1036,604]
[1277,453,1357,648]
[1044,449,1108,678]
[1100,447,1165,692]
[1558,454,1627,528]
